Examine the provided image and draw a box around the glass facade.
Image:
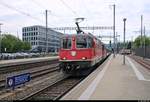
[22,25,63,52]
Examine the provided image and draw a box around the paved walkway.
[62,54,150,100]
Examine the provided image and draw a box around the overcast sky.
[0,0,150,44]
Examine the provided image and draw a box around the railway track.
[19,54,110,100]
[130,55,150,70]
[0,59,58,74]
[22,76,84,100]
[0,64,60,90]
[0,54,110,100]
[0,72,67,100]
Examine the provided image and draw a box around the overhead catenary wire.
[59,0,79,17]
[30,0,82,23]
[30,0,76,27]
[0,1,43,23]
[30,0,68,20]
[82,0,91,15]
[30,0,47,10]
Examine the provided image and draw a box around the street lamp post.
[0,23,3,60]
[116,32,118,53]
[123,18,126,65]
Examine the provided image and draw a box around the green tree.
[134,36,150,48]
[127,42,132,49]
[1,34,31,53]
[1,34,17,52]
[22,41,31,51]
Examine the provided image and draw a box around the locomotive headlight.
[63,57,66,60]
[71,51,76,56]
[82,57,87,60]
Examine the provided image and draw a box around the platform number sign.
[6,73,31,90]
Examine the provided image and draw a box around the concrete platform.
[61,54,150,100]
[0,56,58,67]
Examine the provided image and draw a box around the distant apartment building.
[22,25,63,52]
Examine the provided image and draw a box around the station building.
[22,25,63,52]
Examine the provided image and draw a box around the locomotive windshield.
[62,38,71,49]
[76,36,93,48]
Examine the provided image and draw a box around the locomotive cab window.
[87,37,93,48]
[76,36,93,48]
[62,38,71,49]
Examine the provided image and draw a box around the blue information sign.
[6,73,31,88]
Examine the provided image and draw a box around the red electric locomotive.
[59,22,109,76]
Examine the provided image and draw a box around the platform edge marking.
[126,57,146,81]
[78,55,112,100]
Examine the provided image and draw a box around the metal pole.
[45,10,48,53]
[0,23,3,60]
[131,36,133,54]
[116,32,118,53]
[119,35,120,52]
[123,18,126,65]
[64,29,65,34]
[141,15,143,48]
[113,4,116,58]
[93,25,94,34]
[143,26,146,59]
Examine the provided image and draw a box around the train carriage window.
[62,38,71,49]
